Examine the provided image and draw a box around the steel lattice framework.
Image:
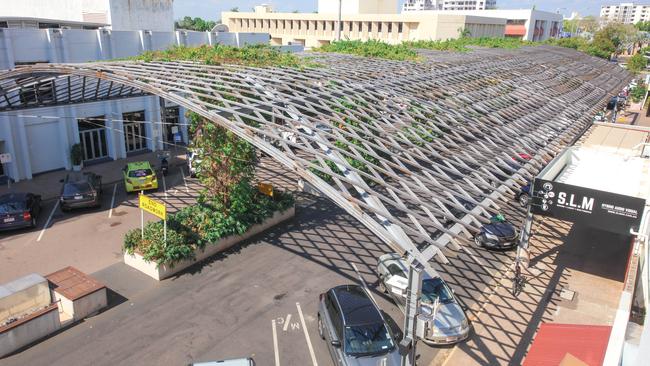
[0,45,630,273]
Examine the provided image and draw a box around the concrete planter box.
[124,206,295,280]
[0,304,61,358]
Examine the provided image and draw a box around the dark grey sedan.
[60,172,102,211]
[0,192,41,230]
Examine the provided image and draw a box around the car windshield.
[63,182,91,196]
[344,323,394,357]
[0,201,26,213]
[128,169,153,178]
[421,278,454,305]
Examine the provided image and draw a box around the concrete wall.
[0,305,60,358]
[124,206,296,280]
[1,0,173,31]
[51,288,107,322]
[0,274,50,324]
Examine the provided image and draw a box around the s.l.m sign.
[531,178,646,235]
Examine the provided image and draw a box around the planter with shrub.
[70,143,83,171]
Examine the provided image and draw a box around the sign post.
[138,193,168,243]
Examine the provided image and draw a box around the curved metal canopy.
[0,45,630,272]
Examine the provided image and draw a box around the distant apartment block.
[600,2,650,24]
[318,0,399,15]
[402,0,497,12]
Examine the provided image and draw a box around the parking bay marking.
[37,201,59,242]
[296,302,318,366]
[108,184,117,219]
[272,319,280,366]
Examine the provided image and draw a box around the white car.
[377,253,470,345]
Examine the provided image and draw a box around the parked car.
[59,172,103,211]
[517,184,531,207]
[318,285,400,365]
[377,253,470,345]
[474,214,518,249]
[187,149,203,177]
[189,358,254,366]
[123,161,158,193]
[0,192,42,230]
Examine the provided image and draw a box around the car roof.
[127,161,152,170]
[379,253,432,280]
[65,172,93,183]
[331,285,383,326]
[0,192,29,203]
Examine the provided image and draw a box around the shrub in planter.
[124,221,192,265]
[70,143,83,167]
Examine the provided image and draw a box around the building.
[402,0,497,12]
[222,6,560,47]
[0,26,269,181]
[223,10,505,48]
[446,9,563,41]
[600,2,650,24]
[0,0,174,32]
[318,0,399,14]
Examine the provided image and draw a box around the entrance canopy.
[0,45,630,271]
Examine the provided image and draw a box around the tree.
[635,21,650,32]
[627,53,648,73]
[187,112,257,210]
[174,16,217,31]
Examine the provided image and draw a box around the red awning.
[523,323,611,366]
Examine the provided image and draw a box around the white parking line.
[282,314,292,332]
[272,319,281,366]
[37,201,59,242]
[161,173,168,199]
[108,184,117,219]
[180,166,189,193]
[351,263,378,305]
[296,302,318,366]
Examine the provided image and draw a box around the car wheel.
[318,315,325,340]
[474,235,483,247]
[379,279,387,293]
[518,193,530,207]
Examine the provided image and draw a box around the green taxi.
[123,161,158,193]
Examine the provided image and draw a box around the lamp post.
[337,0,342,41]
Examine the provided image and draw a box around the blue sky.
[173,1,606,21]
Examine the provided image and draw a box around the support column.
[0,113,20,182]
[146,96,161,152]
[15,115,32,180]
[57,105,73,170]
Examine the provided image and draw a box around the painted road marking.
[180,166,189,193]
[282,313,292,332]
[296,302,318,366]
[108,184,117,219]
[37,201,59,242]
[272,319,280,366]
[351,263,378,305]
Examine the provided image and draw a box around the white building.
[442,9,562,41]
[402,0,497,12]
[318,0,399,15]
[0,25,269,181]
[600,2,650,24]
[0,0,174,32]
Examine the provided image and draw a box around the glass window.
[0,201,26,213]
[387,263,405,277]
[421,277,454,304]
[63,182,92,195]
[128,169,153,178]
[344,323,395,356]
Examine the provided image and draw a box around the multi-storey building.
[600,3,650,24]
[402,0,497,12]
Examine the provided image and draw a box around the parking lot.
[6,150,620,366]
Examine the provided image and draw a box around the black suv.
[59,172,103,211]
[318,285,399,365]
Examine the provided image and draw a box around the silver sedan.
[377,253,470,345]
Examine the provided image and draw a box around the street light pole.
[337,0,342,41]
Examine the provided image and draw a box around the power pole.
[337,0,342,41]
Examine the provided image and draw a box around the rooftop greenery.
[133,44,318,68]
[315,40,420,61]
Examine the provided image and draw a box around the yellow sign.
[258,182,274,197]
[139,194,166,220]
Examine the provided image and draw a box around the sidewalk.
[0,148,189,201]
[431,218,628,366]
